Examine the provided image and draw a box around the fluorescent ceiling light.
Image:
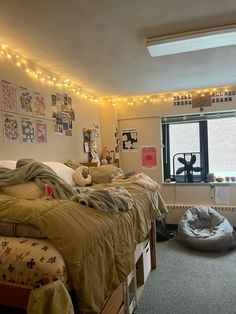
[147,25,236,57]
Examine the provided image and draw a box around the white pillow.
[0,160,17,169]
[43,161,75,186]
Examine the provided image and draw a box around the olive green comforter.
[0,184,167,313]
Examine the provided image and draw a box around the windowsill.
[162,182,236,186]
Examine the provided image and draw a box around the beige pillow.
[1,181,43,199]
[89,165,123,184]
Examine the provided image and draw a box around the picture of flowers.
[1,81,18,112]
[122,128,138,151]
[3,113,20,143]
[34,92,46,117]
[21,118,35,143]
[19,87,33,114]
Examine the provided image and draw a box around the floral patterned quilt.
[0,236,71,289]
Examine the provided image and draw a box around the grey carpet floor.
[136,238,236,314]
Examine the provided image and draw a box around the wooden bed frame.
[0,221,157,314]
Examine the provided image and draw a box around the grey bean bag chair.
[177,206,236,252]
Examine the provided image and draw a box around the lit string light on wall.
[1,44,235,107]
[0,44,100,103]
[102,87,236,107]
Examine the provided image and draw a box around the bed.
[0,160,168,314]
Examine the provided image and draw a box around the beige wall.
[0,58,102,163]
[99,103,118,154]
[118,116,162,181]
[117,94,236,207]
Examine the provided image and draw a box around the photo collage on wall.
[0,80,47,144]
[52,93,75,136]
[173,90,236,108]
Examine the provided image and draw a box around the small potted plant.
[207,173,215,182]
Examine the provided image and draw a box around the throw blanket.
[0,159,77,199]
[27,280,74,314]
[72,186,134,212]
[112,172,160,190]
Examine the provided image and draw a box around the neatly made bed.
[0,160,168,313]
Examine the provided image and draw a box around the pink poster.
[35,120,47,143]
[141,146,157,167]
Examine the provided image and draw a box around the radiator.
[167,204,236,212]
[165,204,236,225]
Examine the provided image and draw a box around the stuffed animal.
[73,166,92,186]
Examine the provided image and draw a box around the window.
[169,123,200,176]
[162,112,236,182]
[208,118,236,178]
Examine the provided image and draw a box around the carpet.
[136,238,236,314]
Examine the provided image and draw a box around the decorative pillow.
[43,161,75,186]
[0,221,46,238]
[73,166,92,186]
[0,160,17,169]
[1,181,43,199]
[89,165,123,184]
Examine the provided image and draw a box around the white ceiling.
[1,0,236,97]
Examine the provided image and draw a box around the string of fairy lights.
[0,44,99,103]
[102,87,236,107]
[1,43,235,107]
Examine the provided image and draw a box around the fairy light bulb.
[2,43,236,106]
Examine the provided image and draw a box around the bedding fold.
[112,172,160,190]
[72,186,133,212]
